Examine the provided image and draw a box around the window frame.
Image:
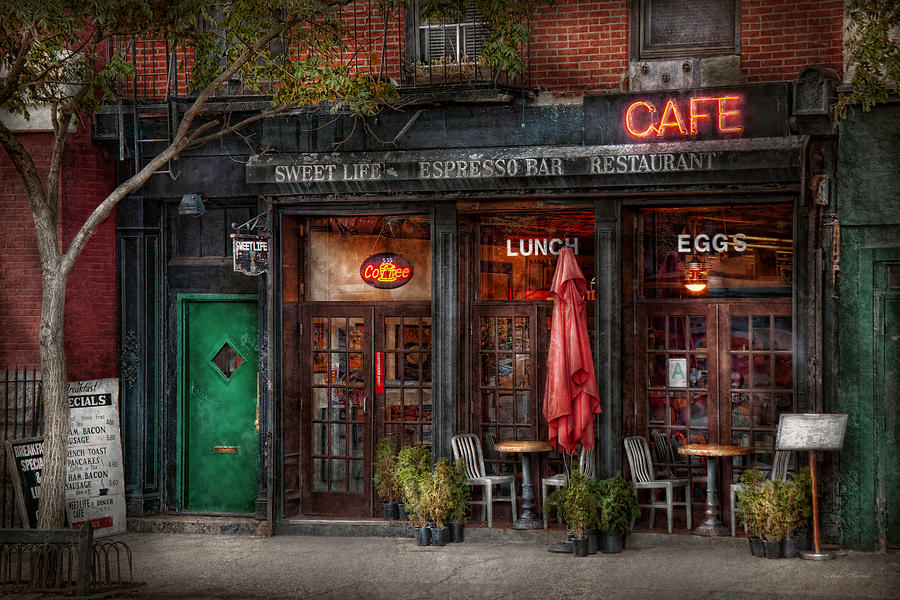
[631,0,742,60]
[404,0,488,66]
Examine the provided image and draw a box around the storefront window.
[477,211,595,301]
[308,215,431,301]
[639,204,792,299]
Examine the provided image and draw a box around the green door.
[181,297,259,513]
[880,294,900,548]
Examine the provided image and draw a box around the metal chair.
[541,445,596,528]
[652,431,708,502]
[730,449,791,536]
[624,436,692,534]
[451,434,516,528]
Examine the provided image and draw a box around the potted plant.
[595,474,641,554]
[447,459,471,542]
[736,468,767,557]
[759,480,788,559]
[423,458,454,546]
[396,443,432,545]
[374,437,400,521]
[559,468,597,557]
[781,467,812,558]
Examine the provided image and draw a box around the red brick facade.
[0,1,844,378]
[0,125,117,380]
[118,1,844,99]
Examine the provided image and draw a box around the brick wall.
[0,126,117,380]
[117,2,845,99]
[530,0,630,95]
[0,133,49,368]
[741,0,844,84]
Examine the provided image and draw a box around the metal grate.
[1,367,43,529]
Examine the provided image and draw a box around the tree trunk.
[36,268,69,529]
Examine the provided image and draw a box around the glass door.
[377,306,433,449]
[303,305,373,516]
[634,300,793,523]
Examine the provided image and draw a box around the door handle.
[363,396,368,415]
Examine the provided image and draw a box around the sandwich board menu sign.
[5,436,44,528]
[65,378,126,536]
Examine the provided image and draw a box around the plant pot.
[797,527,811,551]
[383,502,398,521]
[600,531,625,554]
[782,535,800,558]
[586,528,599,554]
[763,539,783,559]
[572,537,589,557]
[397,503,408,521]
[430,525,448,547]
[748,535,765,557]
[449,522,465,543]
[414,526,431,546]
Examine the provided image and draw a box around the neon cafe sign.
[624,95,743,138]
[360,253,413,289]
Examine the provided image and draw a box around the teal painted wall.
[837,102,900,550]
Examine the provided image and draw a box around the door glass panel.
[313,458,327,491]
[752,354,771,387]
[331,318,347,350]
[669,317,686,350]
[731,317,749,350]
[331,423,346,456]
[729,312,794,478]
[351,424,364,457]
[381,312,432,448]
[690,392,708,427]
[349,460,364,493]
[478,309,537,473]
[312,317,328,350]
[649,316,666,349]
[752,316,771,350]
[773,316,792,351]
[514,317,529,351]
[331,460,346,491]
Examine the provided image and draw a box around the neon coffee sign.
[360,253,413,289]
[624,95,743,138]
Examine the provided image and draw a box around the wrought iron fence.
[1,367,43,529]
[104,1,528,102]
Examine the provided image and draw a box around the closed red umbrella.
[543,247,601,455]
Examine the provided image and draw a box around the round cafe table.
[494,441,554,529]
[677,443,753,537]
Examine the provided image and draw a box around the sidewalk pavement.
[92,526,899,599]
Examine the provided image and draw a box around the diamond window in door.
[211,341,244,380]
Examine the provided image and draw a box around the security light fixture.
[178,193,205,216]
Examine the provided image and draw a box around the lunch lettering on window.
[477,211,595,301]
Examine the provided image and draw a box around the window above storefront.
[638,204,792,299]
[477,211,595,301]
[633,0,741,59]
